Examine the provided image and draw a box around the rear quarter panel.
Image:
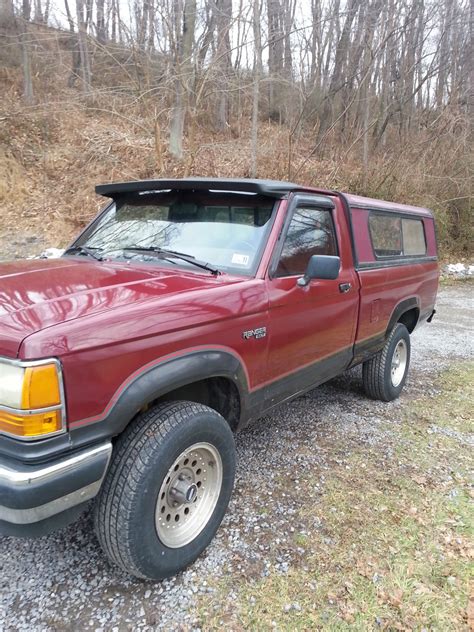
[356,262,439,345]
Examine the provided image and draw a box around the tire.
[93,401,235,580]
[362,323,411,402]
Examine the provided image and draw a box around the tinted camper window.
[402,218,426,255]
[369,213,426,258]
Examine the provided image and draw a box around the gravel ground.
[0,284,473,631]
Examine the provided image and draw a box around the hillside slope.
[0,23,472,259]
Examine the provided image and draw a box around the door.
[264,195,359,405]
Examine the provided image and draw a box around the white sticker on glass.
[232,253,250,266]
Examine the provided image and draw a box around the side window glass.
[402,218,426,255]
[275,208,337,277]
[369,213,426,258]
[369,215,402,257]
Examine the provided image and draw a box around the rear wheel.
[93,401,235,580]
[362,323,411,401]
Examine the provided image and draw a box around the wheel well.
[153,377,241,431]
[397,307,419,333]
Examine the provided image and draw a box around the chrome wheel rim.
[391,339,408,387]
[155,442,223,548]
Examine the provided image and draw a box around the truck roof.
[341,192,433,217]
[95,178,433,217]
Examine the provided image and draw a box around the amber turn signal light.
[0,409,63,438]
[0,358,65,439]
[21,364,61,410]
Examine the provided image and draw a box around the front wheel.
[93,401,235,580]
[362,323,411,401]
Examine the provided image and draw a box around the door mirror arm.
[297,275,311,287]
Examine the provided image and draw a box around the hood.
[0,258,238,357]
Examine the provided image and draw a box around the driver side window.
[275,208,338,277]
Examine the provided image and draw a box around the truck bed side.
[346,202,438,365]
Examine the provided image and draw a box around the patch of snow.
[442,262,474,277]
[37,248,65,259]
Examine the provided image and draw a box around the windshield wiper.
[63,246,103,261]
[122,246,221,276]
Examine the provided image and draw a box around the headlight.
[0,358,65,440]
[0,363,25,409]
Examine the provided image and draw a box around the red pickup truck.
[0,178,438,579]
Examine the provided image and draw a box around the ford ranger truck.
[0,178,438,580]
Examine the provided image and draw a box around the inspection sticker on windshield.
[232,253,250,266]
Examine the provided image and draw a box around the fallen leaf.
[388,588,404,608]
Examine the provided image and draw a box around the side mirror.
[297,255,341,287]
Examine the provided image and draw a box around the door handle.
[339,282,352,293]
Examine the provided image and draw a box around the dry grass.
[0,148,27,202]
[195,363,474,630]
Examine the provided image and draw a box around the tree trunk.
[147,0,155,51]
[250,0,263,177]
[316,0,361,143]
[282,0,294,81]
[96,0,106,44]
[169,0,196,160]
[469,0,474,122]
[20,28,34,104]
[110,0,116,42]
[75,0,92,92]
[0,0,15,27]
[197,0,215,70]
[34,0,43,22]
[436,0,454,108]
[215,0,233,131]
[359,0,380,181]
[20,1,34,104]
[267,0,284,119]
[64,0,81,87]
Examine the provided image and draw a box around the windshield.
[71,191,276,275]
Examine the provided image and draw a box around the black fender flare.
[70,349,250,449]
[386,297,420,336]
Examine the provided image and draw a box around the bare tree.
[267,0,283,118]
[64,0,81,86]
[469,0,474,120]
[215,0,233,130]
[20,0,34,104]
[96,0,106,44]
[0,0,14,26]
[75,0,92,91]
[169,0,197,159]
[250,0,263,176]
[1,0,35,103]
[316,0,362,143]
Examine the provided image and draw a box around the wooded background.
[0,0,472,255]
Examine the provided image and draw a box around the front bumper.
[0,441,111,536]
